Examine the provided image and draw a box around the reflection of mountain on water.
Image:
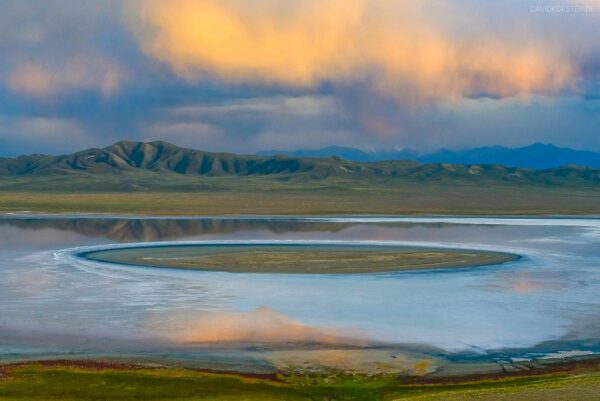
[0,218,484,242]
[0,218,359,242]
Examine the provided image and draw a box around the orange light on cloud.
[130,0,577,102]
[8,63,56,97]
[7,58,122,98]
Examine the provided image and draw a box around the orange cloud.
[7,63,54,97]
[130,0,577,102]
[166,306,365,345]
[7,57,122,98]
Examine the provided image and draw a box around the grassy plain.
[1,177,600,216]
[1,361,600,401]
[1,141,599,216]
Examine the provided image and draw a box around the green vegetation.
[1,362,600,401]
[1,184,599,216]
[82,244,518,274]
[1,141,599,215]
[1,140,599,185]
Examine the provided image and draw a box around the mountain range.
[258,143,600,169]
[0,141,599,189]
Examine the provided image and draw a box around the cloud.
[252,128,358,151]
[129,0,578,103]
[168,95,340,118]
[142,121,224,150]
[7,58,122,98]
[0,115,90,155]
[1,0,600,154]
[0,1,125,99]
[165,306,365,345]
[153,95,362,151]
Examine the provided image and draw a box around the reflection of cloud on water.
[3,269,56,297]
[157,306,367,346]
[519,237,587,245]
[1,253,60,298]
[478,272,571,294]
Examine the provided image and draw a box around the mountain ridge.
[258,143,600,169]
[0,141,599,187]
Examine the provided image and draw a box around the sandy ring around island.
[75,242,520,274]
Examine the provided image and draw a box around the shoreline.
[3,209,600,218]
[3,354,600,382]
[3,211,600,221]
[1,355,599,400]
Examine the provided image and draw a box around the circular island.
[78,243,519,274]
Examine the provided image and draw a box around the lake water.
[1,214,599,372]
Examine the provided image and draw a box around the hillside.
[1,141,599,189]
[259,143,600,169]
[1,141,599,215]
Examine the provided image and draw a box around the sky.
[0,0,599,156]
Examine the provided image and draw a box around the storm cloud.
[1,0,599,155]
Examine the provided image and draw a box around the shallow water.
[1,214,600,370]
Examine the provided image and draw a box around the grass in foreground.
[1,362,600,401]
